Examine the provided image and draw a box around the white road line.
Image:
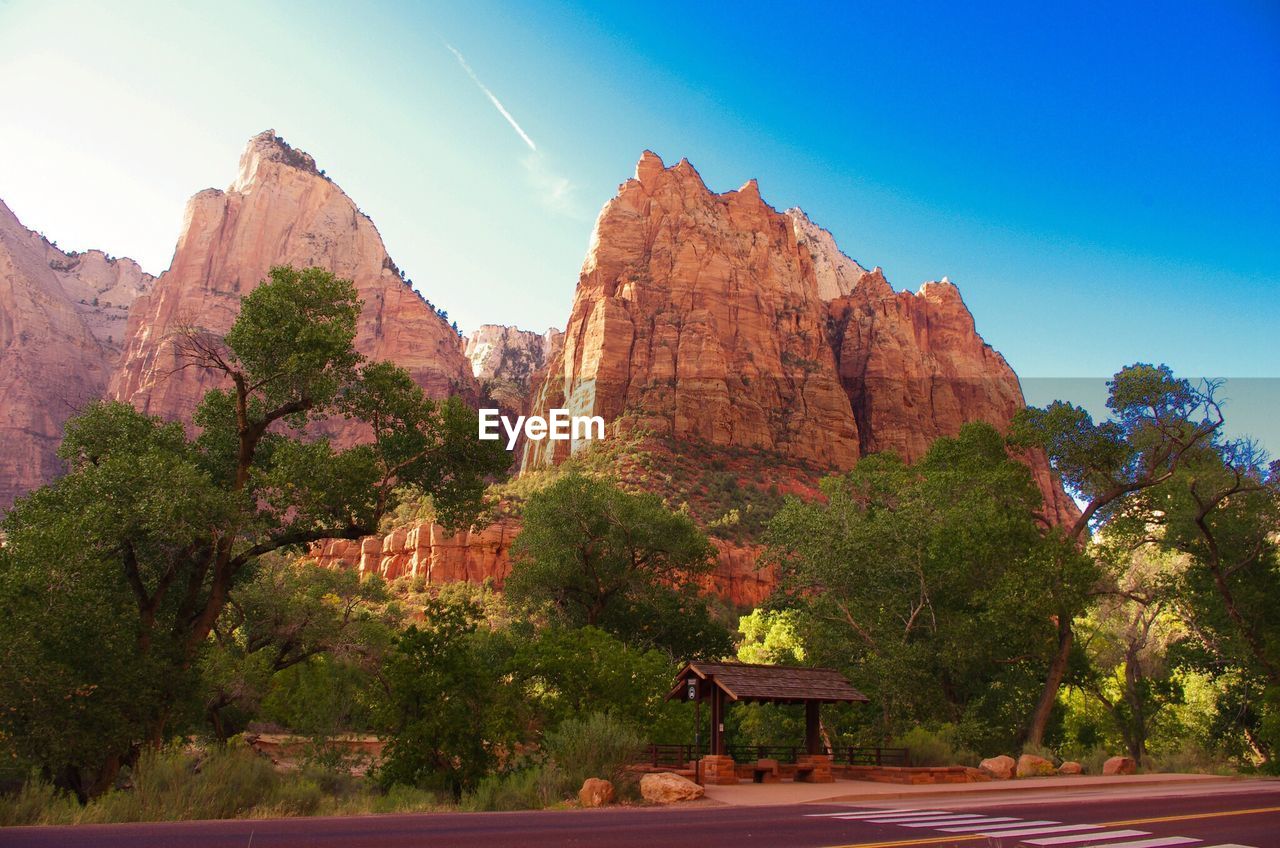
[979,823,1105,837]
[942,820,1061,832]
[1025,830,1151,846]
[805,809,939,818]
[862,812,970,823]
[899,816,1019,828]
[1073,838,1202,848]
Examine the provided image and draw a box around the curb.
[800,774,1250,805]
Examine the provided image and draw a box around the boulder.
[639,772,704,804]
[1103,756,1137,775]
[1058,761,1083,775]
[979,755,1016,780]
[1016,753,1056,778]
[578,777,615,807]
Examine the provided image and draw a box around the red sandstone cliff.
[522,151,860,472]
[0,199,153,509]
[519,151,1072,523]
[109,131,476,422]
[466,324,562,414]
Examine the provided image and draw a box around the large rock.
[519,151,1076,527]
[639,772,704,804]
[0,199,153,510]
[109,130,476,431]
[1103,756,1137,776]
[521,152,861,472]
[578,778,615,807]
[1016,754,1057,778]
[1058,761,1083,775]
[466,324,562,415]
[979,755,1016,780]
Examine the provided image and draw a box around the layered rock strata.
[0,199,153,509]
[109,130,476,424]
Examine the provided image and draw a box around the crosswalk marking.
[865,813,987,824]
[1025,830,1150,845]
[900,816,1019,828]
[800,806,1259,848]
[978,823,1104,837]
[805,809,939,818]
[941,819,1061,832]
[1076,839,1201,848]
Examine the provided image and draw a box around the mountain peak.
[233,130,323,192]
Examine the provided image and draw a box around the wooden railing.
[644,743,909,767]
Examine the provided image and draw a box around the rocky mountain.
[466,324,563,414]
[522,151,861,473]
[0,199,153,510]
[109,131,476,425]
[521,151,1074,525]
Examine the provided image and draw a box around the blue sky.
[1,0,1276,446]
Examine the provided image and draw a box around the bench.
[751,758,781,783]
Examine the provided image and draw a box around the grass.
[0,744,451,826]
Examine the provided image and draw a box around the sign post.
[687,676,700,784]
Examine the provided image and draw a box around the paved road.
[2,781,1277,848]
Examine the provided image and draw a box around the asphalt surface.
[2,781,1277,848]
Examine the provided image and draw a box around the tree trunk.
[1026,615,1073,747]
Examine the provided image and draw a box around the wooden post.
[805,701,820,754]
[711,687,724,755]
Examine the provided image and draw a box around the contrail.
[446,44,537,152]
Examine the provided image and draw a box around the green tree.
[767,423,1091,751]
[1075,544,1187,764]
[1011,363,1227,745]
[505,473,732,659]
[513,625,686,741]
[374,596,523,796]
[0,266,509,799]
[200,555,400,740]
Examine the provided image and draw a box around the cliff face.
[109,131,476,424]
[521,151,1074,524]
[466,324,562,414]
[522,151,861,471]
[0,200,153,510]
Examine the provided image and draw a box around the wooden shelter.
[667,661,869,757]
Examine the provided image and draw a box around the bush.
[0,778,82,826]
[895,724,979,767]
[462,766,562,811]
[542,712,644,792]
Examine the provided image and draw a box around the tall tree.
[767,423,1091,750]
[505,473,731,659]
[1012,363,1226,745]
[0,266,509,799]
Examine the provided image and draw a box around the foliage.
[506,473,732,659]
[201,556,400,740]
[737,609,806,665]
[514,625,687,741]
[894,724,980,767]
[461,713,644,811]
[374,596,523,796]
[0,265,508,799]
[541,712,645,791]
[767,423,1094,752]
[0,744,450,825]
[1011,363,1236,746]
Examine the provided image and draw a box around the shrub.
[542,712,644,792]
[895,724,979,767]
[0,778,82,826]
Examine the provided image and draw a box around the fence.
[644,743,908,768]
